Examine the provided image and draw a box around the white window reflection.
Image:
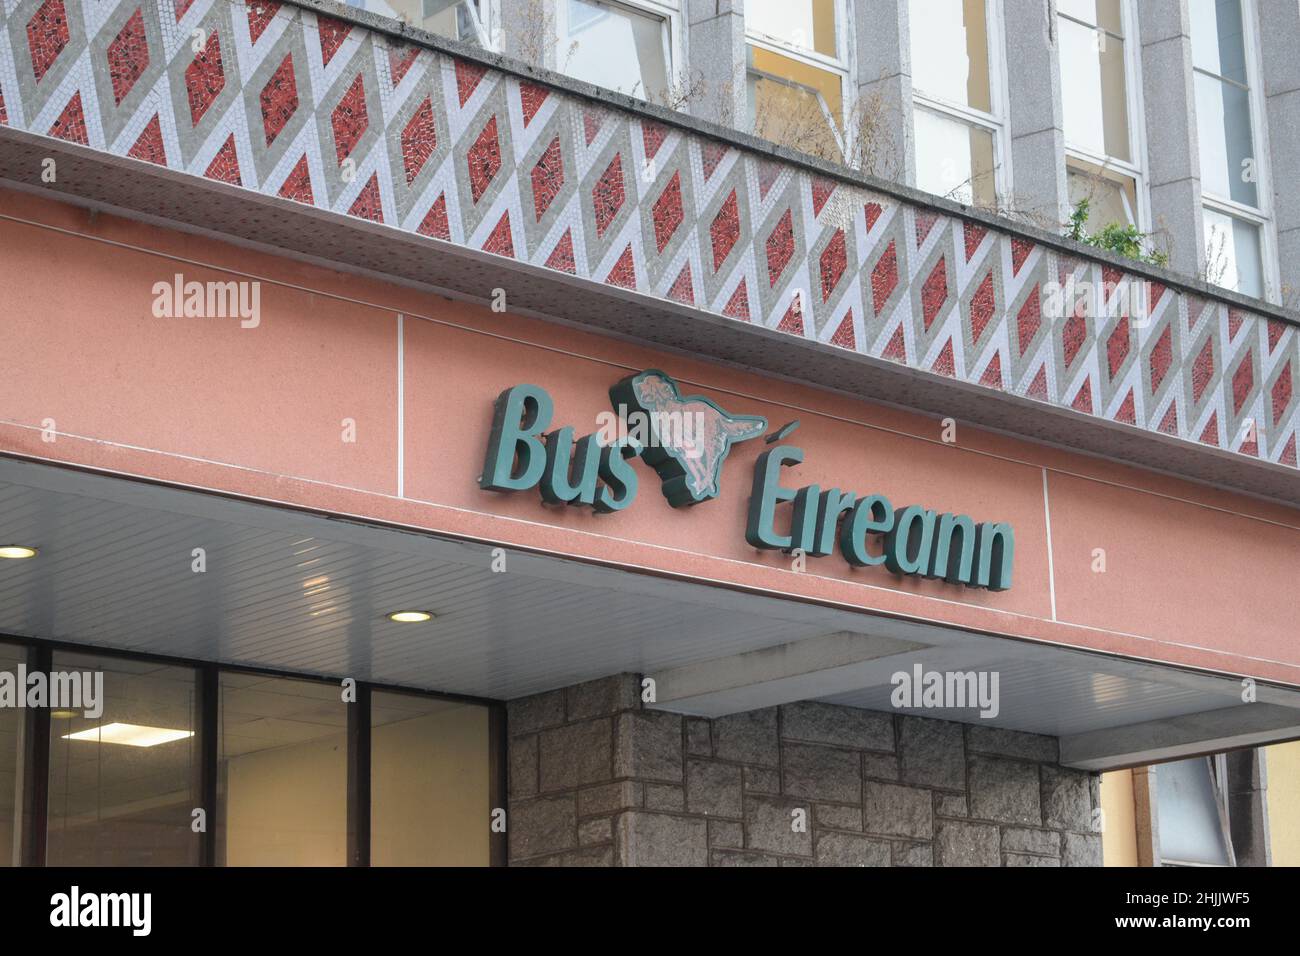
[349,0,492,46]
[908,0,992,111]
[1203,207,1264,300]
[559,0,671,104]
[746,0,837,58]
[914,106,996,206]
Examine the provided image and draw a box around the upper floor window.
[349,0,498,48]
[908,0,1004,206]
[745,0,851,163]
[1190,0,1272,299]
[1057,0,1146,230]
[557,0,678,105]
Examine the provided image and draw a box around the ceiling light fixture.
[62,723,194,747]
[386,610,434,623]
[0,546,38,559]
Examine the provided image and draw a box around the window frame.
[554,0,685,107]
[7,634,506,867]
[907,0,1013,205]
[743,0,856,162]
[1057,0,1151,230]
[1192,0,1279,302]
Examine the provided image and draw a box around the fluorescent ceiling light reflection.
[62,722,194,747]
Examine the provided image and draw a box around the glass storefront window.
[913,106,996,206]
[1203,207,1264,300]
[558,0,671,103]
[46,653,200,866]
[217,674,347,866]
[747,45,844,162]
[746,0,837,58]
[908,0,992,112]
[370,691,490,865]
[0,643,24,866]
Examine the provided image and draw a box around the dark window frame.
[3,633,507,867]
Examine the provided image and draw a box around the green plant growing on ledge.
[1065,198,1169,268]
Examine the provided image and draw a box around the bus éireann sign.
[480,370,1013,591]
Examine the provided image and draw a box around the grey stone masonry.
[506,674,1102,866]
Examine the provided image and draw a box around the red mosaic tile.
[605,245,636,289]
[583,108,603,145]
[530,136,564,221]
[482,211,514,258]
[642,121,667,161]
[864,202,883,233]
[652,171,684,253]
[932,338,956,377]
[871,241,898,317]
[49,91,87,144]
[388,45,419,86]
[545,229,576,273]
[347,172,383,223]
[126,114,166,166]
[1228,309,1244,340]
[914,211,937,247]
[467,115,501,204]
[1016,287,1041,357]
[203,134,241,185]
[1149,324,1173,392]
[1115,390,1136,425]
[1158,402,1179,435]
[175,0,195,19]
[260,53,298,146]
[592,154,625,237]
[400,97,437,184]
[1106,316,1130,380]
[185,31,225,126]
[700,143,728,180]
[1199,411,1219,446]
[777,296,805,335]
[106,8,148,106]
[882,325,907,363]
[278,154,314,204]
[246,1,280,44]
[1191,336,1216,404]
[969,271,995,344]
[417,193,450,240]
[519,81,548,126]
[317,16,351,67]
[1071,378,1093,413]
[0,88,6,125]
[830,312,855,350]
[1061,314,1087,369]
[756,160,781,199]
[331,73,368,164]
[667,264,694,305]
[1101,266,1123,305]
[1011,237,1033,275]
[1239,432,1259,456]
[1231,353,1254,415]
[1147,281,1166,316]
[963,222,987,262]
[722,281,750,321]
[1026,365,1049,400]
[27,0,69,84]
[765,209,795,287]
[1273,361,1293,426]
[1268,319,1287,353]
[819,229,847,302]
[979,352,1003,389]
[811,178,835,217]
[455,59,487,106]
[1280,433,1298,467]
[710,190,740,272]
[920,257,948,331]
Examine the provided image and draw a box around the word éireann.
[746,446,1014,590]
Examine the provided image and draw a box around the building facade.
[0,0,1297,866]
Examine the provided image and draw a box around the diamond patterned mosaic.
[0,0,1297,469]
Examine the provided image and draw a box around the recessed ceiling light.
[0,546,38,559]
[386,610,434,623]
[62,723,194,747]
